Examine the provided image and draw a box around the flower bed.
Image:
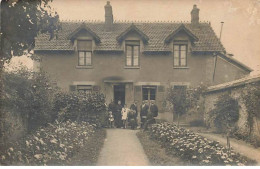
[148,122,256,166]
[0,120,97,165]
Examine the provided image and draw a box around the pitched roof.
[34,21,225,52]
[165,24,199,43]
[217,52,253,72]
[116,24,149,43]
[67,23,101,43]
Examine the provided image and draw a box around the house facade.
[34,2,252,111]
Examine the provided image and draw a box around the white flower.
[34,154,43,160]
[50,138,58,144]
[26,140,30,147]
[9,147,14,152]
[1,155,5,160]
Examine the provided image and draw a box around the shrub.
[1,67,58,133]
[189,119,205,127]
[0,120,96,165]
[209,93,239,133]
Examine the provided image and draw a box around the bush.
[1,67,58,133]
[147,122,256,166]
[209,93,239,133]
[0,120,96,165]
[53,91,107,126]
[189,119,205,127]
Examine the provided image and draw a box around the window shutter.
[69,85,76,92]
[77,40,92,51]
[158,85,165,92]
[134,86,142,105]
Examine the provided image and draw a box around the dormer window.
[125,40,140,67]
[173,42,187,67]
[77,40,92,66]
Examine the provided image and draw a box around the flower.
[34,154,43,160]
[9,147,14,152]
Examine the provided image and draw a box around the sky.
[8,0,260,75]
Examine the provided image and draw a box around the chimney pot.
[191,4,200,27]
[105,1,113,31]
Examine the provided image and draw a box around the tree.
[166,86,188,127]
[0,0,60,145]
[210,93,239,152]
[0,0,60,63]
[166,84,206,127]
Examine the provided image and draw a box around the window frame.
[77,40,92,66]
[173,44,188,67]
[142,86,157,101]
[77,85,92,94]
[125,40,140,67]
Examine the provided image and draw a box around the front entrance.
[114,84,125,105]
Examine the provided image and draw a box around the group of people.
[107,100,158,130]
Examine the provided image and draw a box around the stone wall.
[204,75,260,140]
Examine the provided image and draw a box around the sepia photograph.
[0,0,260,166]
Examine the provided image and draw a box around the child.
[108,111,114,128]
[121,104,129,129]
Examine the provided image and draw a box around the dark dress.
[144,104,158,130]
[114,104,123,128]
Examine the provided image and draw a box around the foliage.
[242,83,260,137]
[53,91,107,126]
[166,84,207,125]
[136,131,183,166]
[0,0,60,62]
[0,120,96,165]
[1,67,58,133]
[147,122,256,166]
[209,93,239,133]
[189,119,205,127]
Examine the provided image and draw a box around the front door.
[114,84,125,105]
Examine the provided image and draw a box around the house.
[34,1,252,112]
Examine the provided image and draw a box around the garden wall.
[204,75,260,139]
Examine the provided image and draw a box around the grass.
[68,128,106,166]
[136,130,184,166]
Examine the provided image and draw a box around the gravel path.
[97,129,150,166]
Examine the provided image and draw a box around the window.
[125,40,140,67]
[173,85,187,96]
[142,86,156,101]
[173,44,187,67]
[77,40,92,66]
[77,85,92,94]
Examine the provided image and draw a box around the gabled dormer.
[116,24,149,68]
[165,24,198,43]
[68,23,101,68]
[165,24,199,68]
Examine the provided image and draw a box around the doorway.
[114,84,125,105]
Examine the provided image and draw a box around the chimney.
[191,4,200,26]
[104,1,113,31]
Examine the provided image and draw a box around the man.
[144,100,158,130]
[130,101,138,119]
[115,100,123,128]
[140,100,149,128]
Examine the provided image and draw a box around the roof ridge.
[59,19,211,24]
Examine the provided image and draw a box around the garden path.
[97,129,150,166]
